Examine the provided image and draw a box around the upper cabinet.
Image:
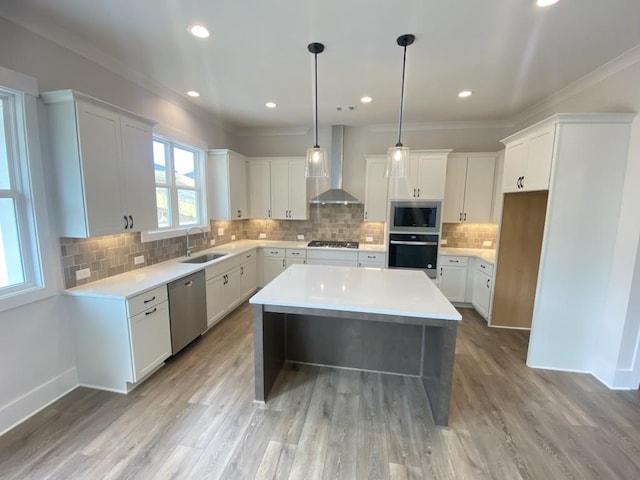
[247,159,271,219]
[443,153,496,223]
[41,90,157,238]
[269,158,307,220]
[502,123,555,193]
[208,149,248,220]
[389,150,450,200]
[363,156,389,222]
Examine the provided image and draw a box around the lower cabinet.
[262,248,287,286]
[240,254,258,299]
[472,259,494,320]
[71,284,171,393]
[306,249,358,266]
[438,255,469,303]
[358,251,386,268]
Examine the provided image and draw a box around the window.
[152,136,206,230]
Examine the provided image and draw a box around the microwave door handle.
[389,240,438,246]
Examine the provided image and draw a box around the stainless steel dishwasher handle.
[185,281,193,287]
[389,240,437,246]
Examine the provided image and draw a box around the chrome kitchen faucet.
[185,226,206,257]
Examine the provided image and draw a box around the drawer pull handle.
[480,264,486,269]
[145,307,157,316]
[367,255,375,259]
[486,279,491,288]
[450,260,459,263]
[185,281,193,287]
[143,296,156,304]
[292,252,300,255]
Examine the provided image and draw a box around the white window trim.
[0,66,58,313]
[141,126,209,243]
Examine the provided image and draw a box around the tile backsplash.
[441,223,498,249]
[61,204,384,288]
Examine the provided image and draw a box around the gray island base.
[249,264,461,427]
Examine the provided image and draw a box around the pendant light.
[386,34,415,178]
[305,42,329,178]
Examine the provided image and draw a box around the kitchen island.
[249,264,462,426]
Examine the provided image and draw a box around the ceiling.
[2,0,640,131]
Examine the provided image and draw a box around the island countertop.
[250,264,461,321]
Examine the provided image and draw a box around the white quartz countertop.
[65,239,387,300]
[439,247,496,265]
[250,264,461,321]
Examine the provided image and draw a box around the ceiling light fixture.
[265,102,277,108]
[458,90,473,98]
[305,42,329,178]
[187,90,200,97]
[188,24,210,38]
[536,0,559,7]
[361,96,373,103]
[386,34,415,179]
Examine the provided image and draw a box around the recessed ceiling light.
[536,0,559,7]
[265,102,277,109]
[188,24,210,38]
[361,96,373,103]
[187,90,200,98]
[458,90,473,98]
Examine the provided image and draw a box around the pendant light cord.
[397,43,407,147]
[313,52,319,148]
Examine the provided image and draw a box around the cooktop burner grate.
[307,240,359,249]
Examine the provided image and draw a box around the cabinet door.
[472,270,492,319]
[416,155,447,199]
[443,157,467,223]
[248,160,271,218]
[388,155,418,199]
[364,158,389,221]
[463,156,496,223]
[523,125,555,192]
[307,258,358,267]
[129,301,171,381]
[270,159,289,219]
[76,102,128,236]
[502,140,527,193]
[286,258,306,267]
[288,159,308,220]
[229,152,248,219]
[226,266,242,309]
[120,116,157,232]
[240,259,258,298]
[263,257,286,285]
[206,275,227,328]
[439,266,467,302]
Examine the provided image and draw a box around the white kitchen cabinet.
[502,124,555,193]
[261,248,287,286]
[208,149,248,220]
[286,248,307,266]
[71,285,171,393]
[472,259,494,320]
[205,254,251,328]
[240,249,258,299]
[438,255,469,303]
[306,249,358,267]
[270,158,307,220]
[389,150,451,200]
[247,159,272,218]
[41,90,157,237]
[363,156,389,221]
[358,251,386,268]
[444,154,496,223]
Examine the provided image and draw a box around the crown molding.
[370,119,512,133]
[234,127,310,137]
[512,43,640,127]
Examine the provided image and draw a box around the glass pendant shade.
[305,146,328,178]
[385,145,409,178]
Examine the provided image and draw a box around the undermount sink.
[181,253,228,264]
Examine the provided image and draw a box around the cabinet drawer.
[307,249,358,262]
[127,285,168,317]
[475,259,494,276]
[440,255,469,267]
[241,249,256,263]
[129,300,171,381]
[358,251,386,263]
[205,255,241,280]
[286,248,307,259]
[263,248,285,258]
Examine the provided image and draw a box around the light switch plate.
[217,227,224,236]
[231,234,236,240]
[259,233,267,239]
[365,236,373,242]
[483,240,492,247]
[76,268,90,280]
[134,255,145,265]
[210,239,216,246]
[297,234,304,240]
[441,239,448,245]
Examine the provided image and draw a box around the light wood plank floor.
[1,303,639,479]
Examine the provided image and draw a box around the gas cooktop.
[307,240,359,249]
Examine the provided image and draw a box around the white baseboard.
[0,367,78,437]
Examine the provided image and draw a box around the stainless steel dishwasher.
[168,270,207,354]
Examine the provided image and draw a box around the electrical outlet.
[441,239,448,245]
[217,227,224,236]
[483,240,492,247]
[297,234,304,240]
[210,239,216,246]
[134,255,145,265]
[365,236,373,242]
[231,234,236,240]
[259,233,267,239]
[76,268,91,280]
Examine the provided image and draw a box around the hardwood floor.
[1,303,639,479]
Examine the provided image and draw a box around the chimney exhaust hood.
[309,125,362,204]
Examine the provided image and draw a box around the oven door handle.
[389,240,438,246]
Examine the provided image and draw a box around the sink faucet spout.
[185,226,206,257]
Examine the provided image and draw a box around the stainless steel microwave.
[389,200,442,233]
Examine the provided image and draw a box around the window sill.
[0,284,58,314]
[141,225,211,243]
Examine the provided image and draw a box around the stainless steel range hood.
[310,125,362,204]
